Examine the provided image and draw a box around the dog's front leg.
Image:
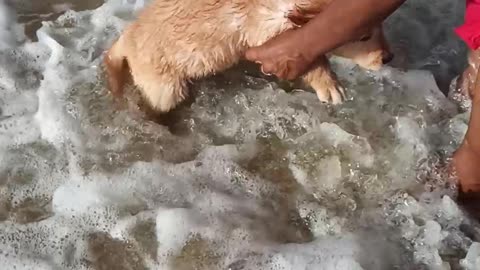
[301,55,346,104]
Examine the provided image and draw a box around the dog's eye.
[359,35,371,42]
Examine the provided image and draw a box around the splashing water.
[0,0,479,269]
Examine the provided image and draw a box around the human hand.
[244,5,323,80]
[245,28,319,81]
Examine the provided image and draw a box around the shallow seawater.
[1,0,479,269]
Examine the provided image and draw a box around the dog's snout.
[382,52,394,64]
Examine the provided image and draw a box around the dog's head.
[332,26,393,71]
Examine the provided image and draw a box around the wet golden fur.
[104,0,392,112]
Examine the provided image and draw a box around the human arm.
[245,0,406,80]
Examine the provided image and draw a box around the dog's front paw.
[301,57,347,105]
[315,82,346,105]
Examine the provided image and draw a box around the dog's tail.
[103,36,130,97]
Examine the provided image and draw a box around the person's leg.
[453,50,480,105]
[452,49,480,200]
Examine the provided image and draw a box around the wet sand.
[12,0,105,39]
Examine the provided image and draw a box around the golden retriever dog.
[103,0,393,113]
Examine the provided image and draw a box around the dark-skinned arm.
[245,0,406,80]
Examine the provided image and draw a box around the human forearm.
[244,0,406,80]
[298,0,406,60]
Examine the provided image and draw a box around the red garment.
[455,0,480,50]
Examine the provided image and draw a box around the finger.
[286,68,298,81]
[276,69,288,80]
[260,65,273,76]
[275,61,290,80]
[285,60,301,80]
[261,62,276,76]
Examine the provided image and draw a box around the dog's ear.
[287,5,324,27]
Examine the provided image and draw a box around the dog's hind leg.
[103,36,130,97]
[302,56,346,105]
[134,72,189,113]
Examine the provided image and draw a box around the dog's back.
[124,0,316,75]
[104,0,301,108]
[103,0,357,112]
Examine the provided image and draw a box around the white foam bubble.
[155,208,200,255]
[0,0,16,50]
[461,243,480,270]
